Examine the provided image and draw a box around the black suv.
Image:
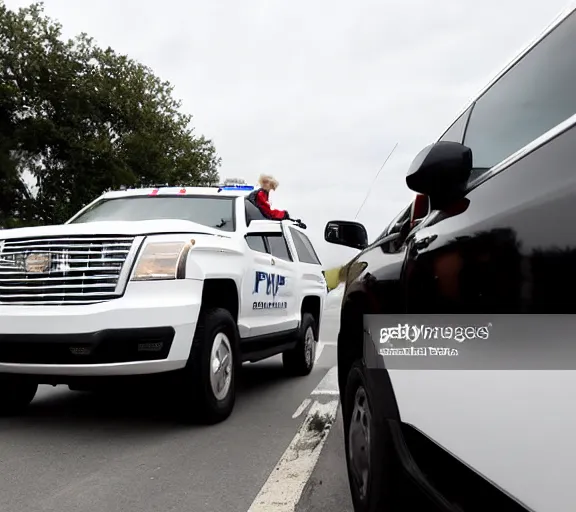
[325,6,576,512]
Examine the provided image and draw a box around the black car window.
[374,205,413,254]
[375,205,411,243]
[246,235,267,253]
[266,234,292,261]
[289,227,321,265]
[463,11,576,182]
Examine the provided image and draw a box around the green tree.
[0,1,220,226]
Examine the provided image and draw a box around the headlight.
[131,240,194,281]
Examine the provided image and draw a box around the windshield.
[69,196,236,232]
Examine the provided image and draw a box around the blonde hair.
[258,174,279,191]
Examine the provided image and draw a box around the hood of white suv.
[0,219,230,239]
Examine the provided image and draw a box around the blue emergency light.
[219,185,254,191]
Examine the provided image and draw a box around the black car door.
[344,204,412,315]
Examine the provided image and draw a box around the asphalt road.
[0,293,352,512]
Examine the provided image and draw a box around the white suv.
[0,184,327,423]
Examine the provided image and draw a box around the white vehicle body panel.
[388,370,575,512]
[0,279,201,375]
[0,219,226,239]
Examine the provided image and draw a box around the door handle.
[270,258,276,266]
[414,235,437,250]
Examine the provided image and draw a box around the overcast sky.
[6,0,572,267]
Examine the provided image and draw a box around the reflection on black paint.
[408,225,576,314]
[530,246,576,313]
[425,198,471,229]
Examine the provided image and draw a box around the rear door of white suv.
[284,223,326,320]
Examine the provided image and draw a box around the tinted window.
[266,234,292,261]
[246,235,267,253]
[290,228,321,265]
[464,12,576,178]
[439,107,471,143]
[245,199,266,225]
[71,196,235,231]
[375,205,411,242]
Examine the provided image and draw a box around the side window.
[375,205,412,253]
[375,205,411,243]
[246,234,267,253]
[245,199,266,225]
[463,11,576,181]
[266,234,292,261]
[289,227,322,265]
[439,106,471,143]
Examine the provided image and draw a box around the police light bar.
[219,185,254,191]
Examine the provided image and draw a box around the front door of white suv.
[240,221,297,337]
[262,231,298,332]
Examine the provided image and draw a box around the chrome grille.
[0,236,137,305]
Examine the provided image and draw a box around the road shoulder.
[295,407,353,512]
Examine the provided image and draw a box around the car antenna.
[354,142,398,220]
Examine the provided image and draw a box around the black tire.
[174,307,238,424]
[343,360,393,512]
[283,312,317,376]
[0,376,38,416]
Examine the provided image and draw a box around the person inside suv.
[246,174,290,221]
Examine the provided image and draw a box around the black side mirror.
[406,141,472,201]
[324,220,368,250]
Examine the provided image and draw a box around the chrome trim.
[467,112,576,191]
[114,236,145,294]
[1,291,118,298]
[0,266,122,275]
[437,4,576,140]
[0,301,104,305]
[0,283,116,291]
[0,235,138,305]
[2,237,134,245]
[176,241,194,279]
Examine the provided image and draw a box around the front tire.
[343,361,393,512]
[283,312,317,376]
[0,376,38,416]
[175,308,237,424]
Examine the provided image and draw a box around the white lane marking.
[292,398,311,419]
[311,366,339,395]
[250,365,340,511]
[248,399,339,512]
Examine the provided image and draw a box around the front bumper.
[0,279,203,377]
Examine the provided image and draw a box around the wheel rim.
[210,332,233,401]
[349,385,371,502]
[304,326,315,367]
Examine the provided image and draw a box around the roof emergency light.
[219,185,254,191]
[218,177,254,192]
